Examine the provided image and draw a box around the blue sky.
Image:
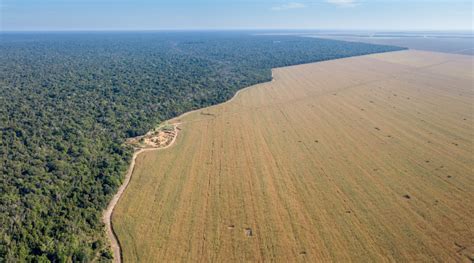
[1,0,473,31]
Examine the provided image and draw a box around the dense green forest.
[0,32,404,261]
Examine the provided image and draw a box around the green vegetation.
[0,31,404,261]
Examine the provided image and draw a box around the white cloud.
[271,2,306,11]
[326,0,357,7]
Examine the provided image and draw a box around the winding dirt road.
[102,73,275,262]
[102,125,180,263]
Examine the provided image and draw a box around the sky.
[1,0,473,31]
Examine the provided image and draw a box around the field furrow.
[114,50,474,262]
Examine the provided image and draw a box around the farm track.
[103,75,275,262]
[112,50,474,262]
[103,125,180,263]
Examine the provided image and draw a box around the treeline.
[0,32,404,261]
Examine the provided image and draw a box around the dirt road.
[102,125,180,263]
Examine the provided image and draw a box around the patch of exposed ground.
[127,124,178,149]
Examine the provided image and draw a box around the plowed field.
[113,50,474,262]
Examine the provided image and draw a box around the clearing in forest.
[113,50,474,262]
[127,124,179,149]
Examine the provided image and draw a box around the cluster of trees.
[0,31,404,261]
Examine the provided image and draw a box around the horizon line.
[2,28,474,33]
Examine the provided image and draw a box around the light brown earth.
[127,124,178,149]
[113,50,474,262]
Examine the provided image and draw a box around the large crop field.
[114,50,473,262]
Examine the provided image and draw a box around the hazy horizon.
[2,29,473,33]
[1,0,472,32]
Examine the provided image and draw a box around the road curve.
[102,125,180,263]
[102,72,275,262]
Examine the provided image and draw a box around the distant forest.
[0,32,404,261]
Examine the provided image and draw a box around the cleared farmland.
[113,50,474,262]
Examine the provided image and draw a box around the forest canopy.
[0,32,404,261]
